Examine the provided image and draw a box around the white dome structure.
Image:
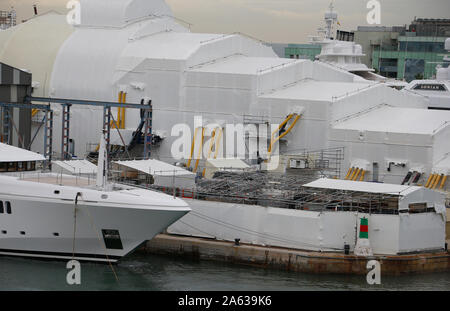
[0,11,73,97]
[1,0,450,187]
[79,0,173,28]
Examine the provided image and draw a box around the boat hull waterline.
[0,175,191,263]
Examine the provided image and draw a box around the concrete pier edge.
[142,234,450,276]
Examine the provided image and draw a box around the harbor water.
[1,253,450,291]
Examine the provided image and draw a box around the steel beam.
[27,96,152,110]
[143,100,153,160]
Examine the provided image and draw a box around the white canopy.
[304,178,421,196]
[304,178,446,214]
[114,159,194,176]
[114,159,195,189]
[52,160,97,175]
[0,143,45,162]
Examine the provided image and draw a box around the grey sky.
[3,0,450,43]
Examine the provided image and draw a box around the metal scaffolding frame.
[1,97,153,169]
[26,96,154,160]
[193,165,403,214]
[0,102,52,167]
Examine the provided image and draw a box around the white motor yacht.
[0,139,190,263]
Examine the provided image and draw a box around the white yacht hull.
[0,175,190,263]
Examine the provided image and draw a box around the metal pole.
[143,100,153,160]
[173,170,176,199]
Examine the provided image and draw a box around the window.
[7,162,17,172]
[0,201,3,213]
[102,229,123,250]
[0,163,6,172]
[6,201,11,214]
[17,162,25,172]
[413,84,447,91]
[409,203,427,213]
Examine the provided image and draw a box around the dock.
[143,234,450,275]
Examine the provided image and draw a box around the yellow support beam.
[120,92,126,129]
[202,129,217,177]
[425,174,434,188]
[345,167,353,180]
[432,174,443,189]
[428,174,438,189]
[213,128,223,159]
[359,170,366,182]
[348,167,358,181]
[268,114,301,157]
[187,127,200,168]
[269,115,294,153]
[193,128,205,173]
[352,168,361,181]
[439,175,448,190]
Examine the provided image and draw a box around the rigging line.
[189,211,337,249]
[77,195,119,283]
[179,220,215,238]
[189,212,342,251]
[72,192,81,260]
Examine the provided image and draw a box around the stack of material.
[195,170,320,208]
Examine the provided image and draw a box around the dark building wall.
[0,62,32,148]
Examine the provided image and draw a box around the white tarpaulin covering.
[114,159,195,188]
[204,158,250,179]
[0,143,45,162]
[304,178,421,195]
[2,0,448,189]
[304,178,446,215]
[52,160,97,175]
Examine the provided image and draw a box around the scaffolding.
[28,96,154,161]
[283,147,344,178]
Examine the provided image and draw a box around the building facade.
[274,19,450,82]
[284,44,321,60]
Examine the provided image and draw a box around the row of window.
[1,230,25,235]
[1,230,60,236]
[0,201,12,214]
[0,161,36,173]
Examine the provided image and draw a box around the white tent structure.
[204,158,251,179]
[0,0,449,187]
[0,142,45,162]
[330,106,450,187]
[51,160,97,175]
[114,159,195,188]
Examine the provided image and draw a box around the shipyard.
[0,0,449,293]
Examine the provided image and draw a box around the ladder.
[44,110,54,169]
[143,100,153,160]
[61,104,71,160]
[1,107,11,145]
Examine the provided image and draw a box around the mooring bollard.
[344,244,350,255]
